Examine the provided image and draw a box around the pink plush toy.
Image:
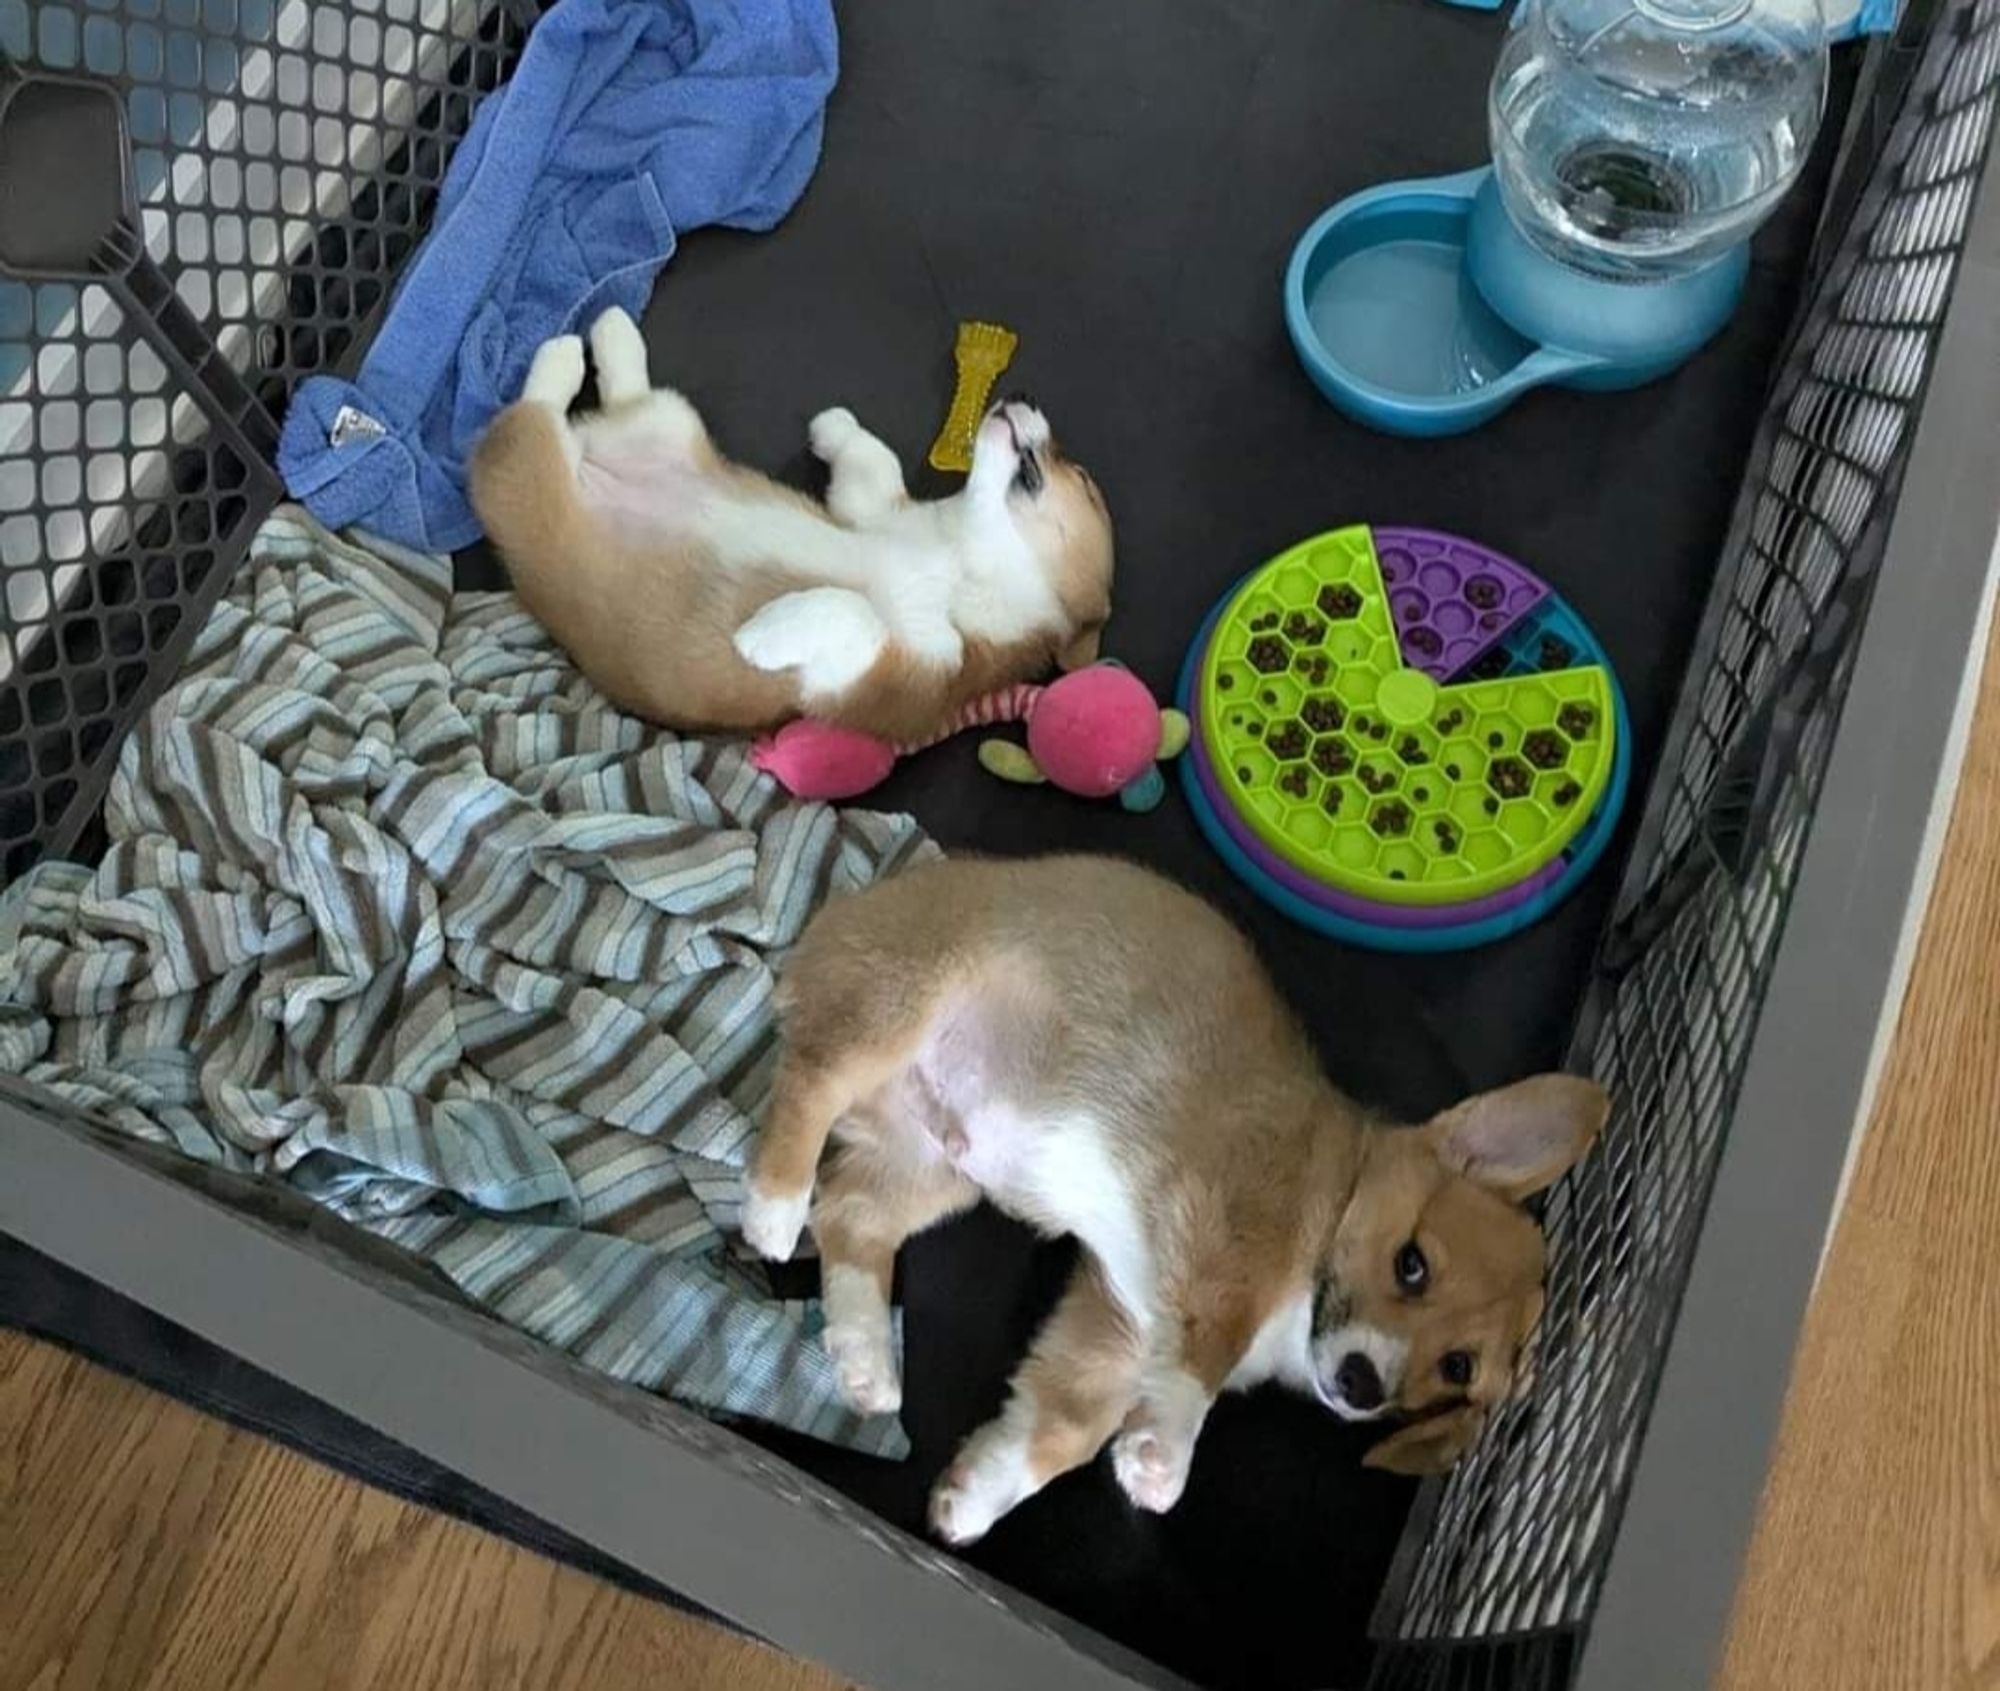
[751,663,1191,812]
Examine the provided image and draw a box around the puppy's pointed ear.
[1364,1404,1487,1476]
[1427,1074,1608,1204]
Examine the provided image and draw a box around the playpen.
[1,0,1996,1686]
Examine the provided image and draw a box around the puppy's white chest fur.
[957,1106,1154,1327]
[1227,1293,1318,1395]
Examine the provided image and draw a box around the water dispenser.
[1285,0,1829,435]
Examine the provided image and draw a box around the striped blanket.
[0,508,932,1457]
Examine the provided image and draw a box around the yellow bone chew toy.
[926,320,1019,474]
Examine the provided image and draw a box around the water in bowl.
[1303,218,1536,398]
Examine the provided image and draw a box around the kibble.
[1371,800,1413,837]
[1317,583,1363,620]
[1311,739,1354,777]
[1488,756,1531,800]
[1523,729,1566,769]
[1465,575,1502,609]
[1248,636,1288,673]
[1268,721,1310,759]
[1558,702,1597,739]
[1302,696,1345,733]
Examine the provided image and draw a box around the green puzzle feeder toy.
[1195,526,1618,909]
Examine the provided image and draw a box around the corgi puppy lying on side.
[743,856,1607,1545]
[470,309,1115,743]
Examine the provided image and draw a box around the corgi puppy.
[469,310,1116,743]
[743,856,1607,1545]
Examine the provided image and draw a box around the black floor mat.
[5,0,1853,1686]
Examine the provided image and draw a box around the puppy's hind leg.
[811,1135,976,1416]
[587,306,654,410]
[929,1260,1142,1545]
[744,1034,913,1262]
[521,333,587,412]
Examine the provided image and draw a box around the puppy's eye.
[1394,1241,1428,1293]
[1440,1350,1476,1388]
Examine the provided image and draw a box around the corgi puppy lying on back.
[743,856,1607,1544]
[470,309,1115,743]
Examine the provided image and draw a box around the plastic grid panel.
[0,0,525,872]
[1365,0,2000,1683]
[1,0,527,415]
[0,271,272,879]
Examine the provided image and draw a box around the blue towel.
[278,0,838,552]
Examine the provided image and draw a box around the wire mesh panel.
[1367,0,2000,1684]
[0,0,527,874]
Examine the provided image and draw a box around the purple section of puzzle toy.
[1186,623,1566,929]
[1373,526,1546,681]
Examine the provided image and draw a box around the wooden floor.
[6,624,2000,1691]
[1715,603,2000,1691]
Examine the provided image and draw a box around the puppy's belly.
[576,459,712,540]
[903,988,1157,1325]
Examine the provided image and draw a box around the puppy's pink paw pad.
[1112,1428,1190,1514]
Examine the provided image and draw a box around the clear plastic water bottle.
[1489,0,1829,281]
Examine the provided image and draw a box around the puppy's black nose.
[1336,1352,1384,1412]
[1000,389,1037,410]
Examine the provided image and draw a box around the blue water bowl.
[1284,166,1751,438]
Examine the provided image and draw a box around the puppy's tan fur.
[745,856,1606,1542]
[470,311,1114,742]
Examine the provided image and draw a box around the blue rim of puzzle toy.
[1175,557,1633,953]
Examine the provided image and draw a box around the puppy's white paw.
[588,306,651,401]
[732,589,888,697]
[808,406,861,461]
[928,1434,1032,1547]
[732,601,813,673]
[741,1183,811,1261]
[825,1319,901,1417]
[522,334,586,409]
[1111,1425,1192,1514]
[821,1261,900,1415]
